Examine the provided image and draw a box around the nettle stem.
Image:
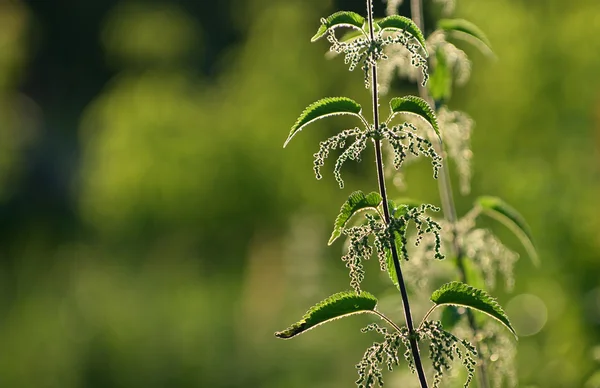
[409,0,490,387]
[367,2,429,387]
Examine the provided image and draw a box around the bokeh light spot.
[506,293,548,337]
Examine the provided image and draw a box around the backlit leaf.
[438,18,493,56]
[377,15,427,54]
[285,97,363,147]
[311,11,366,42]
[430,281,516,337]
[388,96,440,138]
[476,196,539,266]
[275,291,378,339]
[329,191,382,245]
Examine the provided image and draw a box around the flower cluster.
[419,320,477,388]
[326,25,428,88]
[356,323,413,388]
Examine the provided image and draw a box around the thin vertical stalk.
[409,0,490,387]
[367,2,429,387]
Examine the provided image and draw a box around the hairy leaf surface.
[476,196,538,265]
[388,96,440,137]
[275,291,378,339]
[431,281,516,336]
[377,15,428,54]
[438,18,493,55]
[311,11,366,42]
[329,191,382,245]
[285,97,363,147]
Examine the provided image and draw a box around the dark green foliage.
[387,96,440,138]
[311,11,366,42]
[430,281,516,336]
[275,291,378,339]
[476,196,539,265]
[329,191,382,245]
[377,15,428,54]
[285,97,363,147]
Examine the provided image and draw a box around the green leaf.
[383,199,413,289]
[275,291,378,339]
[385,231,402,290]
[430,281,516,337]
[377,15,428,55]
[311,11,366,42]
[389,198,421,213]
[329,191,382,245]
[437,18,493,56]
[388,96,440,138]
[428,46,452,102]
[285,97,363,148]
[476,196,539,266]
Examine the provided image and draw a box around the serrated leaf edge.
[377,15,428,56]
[387,96,440,138]
[430,281,517,338]
[311,11,366,42]
[275,291,378,339]
[285,97,363,148]
[328,191,382,245]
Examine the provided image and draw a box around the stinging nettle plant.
[275,1,537,387]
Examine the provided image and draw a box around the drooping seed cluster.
[457,211,518,291]
[428,31,472,87]
[389,204,444,262]
[326,25,428,89]
[479,322,518,388]
[340,204,443,293]
[419,320,477,388]
[437,106,474,195]
[313,127,367,188]
[365,213,390,273]
[342,225,373,293]
[463,228,518,290]
[404,210,518,291]
[356,323,412,388]
[383,123,442,179]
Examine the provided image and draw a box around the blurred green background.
[1,0,599,386]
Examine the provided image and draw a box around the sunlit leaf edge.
[377,15,428,55]
[388,96,440,137]
[437,18,493,55]
[328,191,382,245]
[311,11,366,42]
[430,281,516,337]
[285,97,363,147]
[476,196,539,266]
[275,291,378,339]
